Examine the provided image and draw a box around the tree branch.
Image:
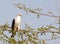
[13,3,60,18]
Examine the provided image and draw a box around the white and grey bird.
[11,14,22,38]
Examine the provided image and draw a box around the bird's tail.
[11,30,16,38]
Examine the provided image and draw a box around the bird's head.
[18,14,22,16]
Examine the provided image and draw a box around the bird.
[11,14,22,38]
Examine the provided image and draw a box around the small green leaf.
[37,14,40,18]
[42,40,46,44]
[9,38,16,44]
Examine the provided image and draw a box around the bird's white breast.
[15,16,21,26]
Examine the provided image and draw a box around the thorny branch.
[1,26,60,41]
[13,3,60,18]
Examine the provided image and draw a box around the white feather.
[15,15,21,30]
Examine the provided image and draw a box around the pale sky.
[0,0,60,44]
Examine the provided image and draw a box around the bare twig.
[13,3,60,18]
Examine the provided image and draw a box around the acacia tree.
[0,2,60,44]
